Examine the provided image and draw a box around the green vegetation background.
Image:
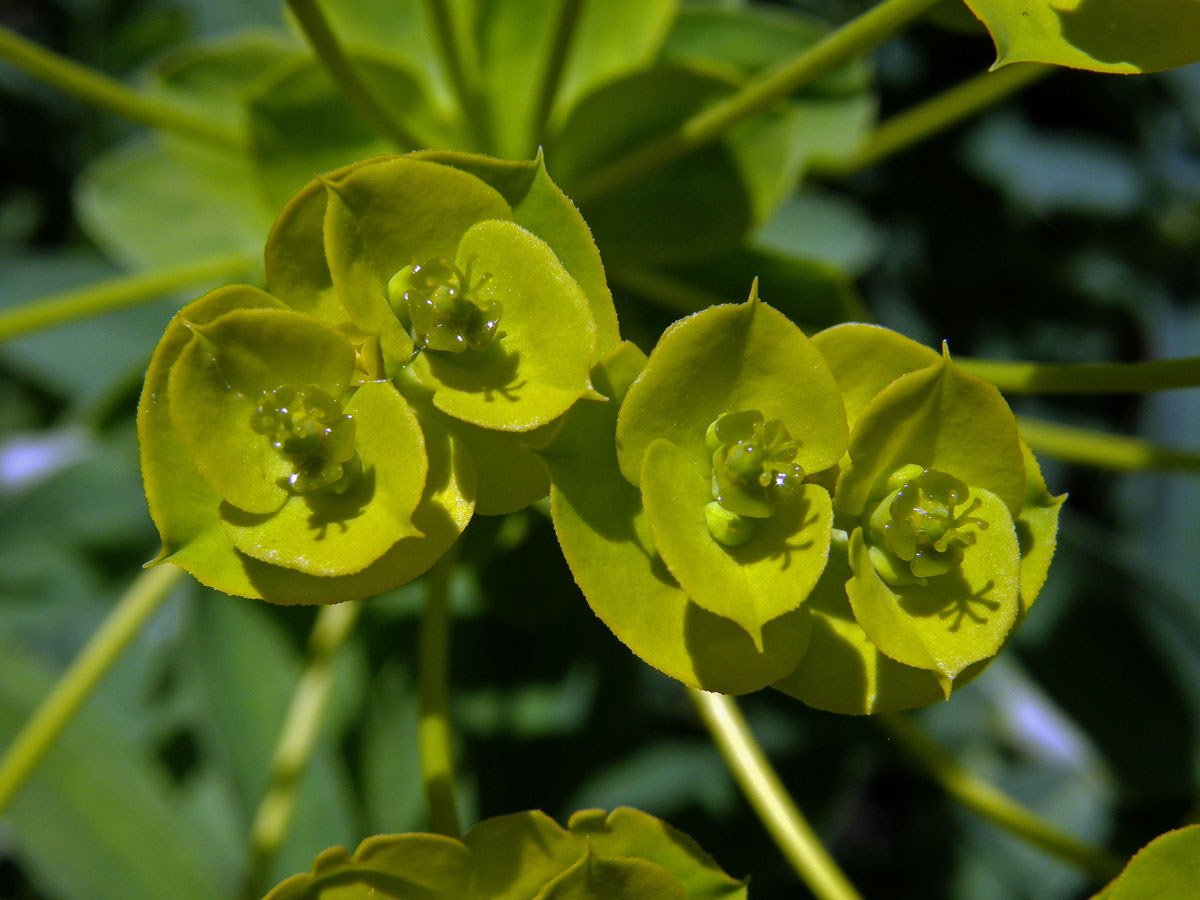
[2,1,1199,898]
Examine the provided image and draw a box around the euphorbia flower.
[544,284,850,694]
[139,286,473,604]
[263,152,619,515]
[774,324,1064,714]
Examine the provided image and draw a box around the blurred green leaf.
[0,641,229,900]
[75,137,273,269]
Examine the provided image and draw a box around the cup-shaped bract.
[546,286,850,694]
[261,807,747,900]
[263,152,618,515]
[774,324,1064,714]
[139,285,475,604]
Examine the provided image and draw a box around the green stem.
[242,602,362,900]
[569,0,942,204]
[528,0,584,156]
[689,690,865,900]
[880,713,1123,882]
[957,355,1200,394]
[424,0,488,151]
[1017,416,1200,473]
[0,564,184,814]
[286,0,423,150]
[813,62,1052,177]
[0,25,242,151]
[0,253,257,343]
[419,551,461,838]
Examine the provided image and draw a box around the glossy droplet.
[387,254,503,354]
[251,384,361,494]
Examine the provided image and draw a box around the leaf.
[549,65,753,265]
[320,156,513,363]
[846,487,1022,681]
[616,290,847,487]
[464,810,584,900]
[658,4,876,218]
[963,0,1200,74]
[0,642,228,900]
[1014,440,1066,614]
[567,808,747,900]
[476,0,562,159]
[262,833,475,900]
[543,343,813,693]
[246,53,458,211]
[772,546,955,714]
[414,151,622,357]
[75,137,272,270]
[834,351,1026,519]
[438,416,551,515]
[539,852,688,900]
[409,219,598,431]
[1091,825,1200,899]
[307,0,454,107]
[550,0,679,127]
[812,323,941,428]
[148,30,301,133]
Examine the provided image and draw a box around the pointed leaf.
[964,0,1200,74]
[616,292,847,486]
[834,353,1026,519]
[322,156,513,362]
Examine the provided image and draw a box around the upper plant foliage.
[262,807,746,900]
[139,153,615,604]
[962,0,1200,73]
[547,299,1062,713]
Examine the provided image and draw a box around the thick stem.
[419,551,461,838]
[689,690,865,900]
[813,62,1052,177]
[528,0,585,156]
[0,564,184,814]
[569,0,943,204]
[242,602,362,900]
[286,0,423,150]
[1017,416,1200,473]
[0,25,242,151]
[880,713,1123,882]
[0,253,257,343]
[957,355,1200,394]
